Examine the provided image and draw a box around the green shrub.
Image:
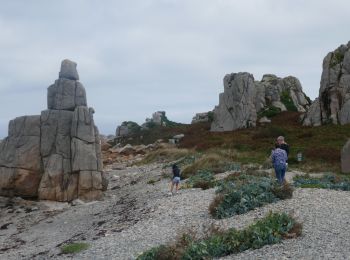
[61,242,90,254]
[188,170,215,190]
[299,183,325,189]
[281,90,298,112]
[137,212,302,260]
[294,174,350,191]
[258,106,281,118]
[208,111,214,122]
[330,50,345,68]
[212,179,278,219]
[271,182,294,199]
[211,173,293,219]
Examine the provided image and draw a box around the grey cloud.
[1,0,350,137]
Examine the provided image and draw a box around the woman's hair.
[172,164,177,169]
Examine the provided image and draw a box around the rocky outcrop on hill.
[303,41,350,126]
[191,112,212,124]
[0,59,107,201]
[115,121,141,140]
[211,73,310,131]
[142,111,167,129]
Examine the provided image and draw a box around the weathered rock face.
[211,73,257,131]
[211,72,310,132]
[0,116,42,197]
[341,139,350,174]
[0,59,107,201]
[303,41,350,126]
[115,121,141,139]
[191,112,211,124]
[141,111,169,129]
[152,111,166,125]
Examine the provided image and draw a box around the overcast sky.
[0,0,349,137]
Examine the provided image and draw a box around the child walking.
[170,164,181,194]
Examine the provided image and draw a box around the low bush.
[61,242,90,254]
[257,106,281,118]
[137,212,302,260]
[272,182,294,200]
[294,174,350,191]
[212,179,278,219]
[281,90,298,112]
[211,172,293,219]
[187,170,215,190]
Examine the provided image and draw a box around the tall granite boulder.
[0,59,107,201]
[341,139,350,174]
[303,41,350,126]
[211,72,310,132]
[211,73,257,131]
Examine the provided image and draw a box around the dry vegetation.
[179,112,350,173]
[132,111,349,174]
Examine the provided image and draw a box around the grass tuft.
[138,148,193,165]
[61,242,90,254]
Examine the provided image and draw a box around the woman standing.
[271,145,288,184]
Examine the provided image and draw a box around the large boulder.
[303,41,350,125]
[211,73,257,131]
[0,116,42,197]
[341,139,350,174]
[0,59,107,201]
[191,112,211,124]
[211,73,310,132]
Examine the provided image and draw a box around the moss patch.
[330,50,345,68]
[281,90,298,112]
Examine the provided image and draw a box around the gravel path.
[75,169,350,260]
[220,188,350,260]
[1,165,349,260]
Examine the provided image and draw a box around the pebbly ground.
[0,164,349,260]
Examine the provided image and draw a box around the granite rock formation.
[211,73,310,131]
[191,112,211,124]
[303,41,350,126]
[0,59,107,201]
[115,121,141,140]
[341,139,350,174]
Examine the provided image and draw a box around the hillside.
[121,111,350,173]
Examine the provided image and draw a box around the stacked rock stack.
[0,59,107,201]
[303,41,350,126]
